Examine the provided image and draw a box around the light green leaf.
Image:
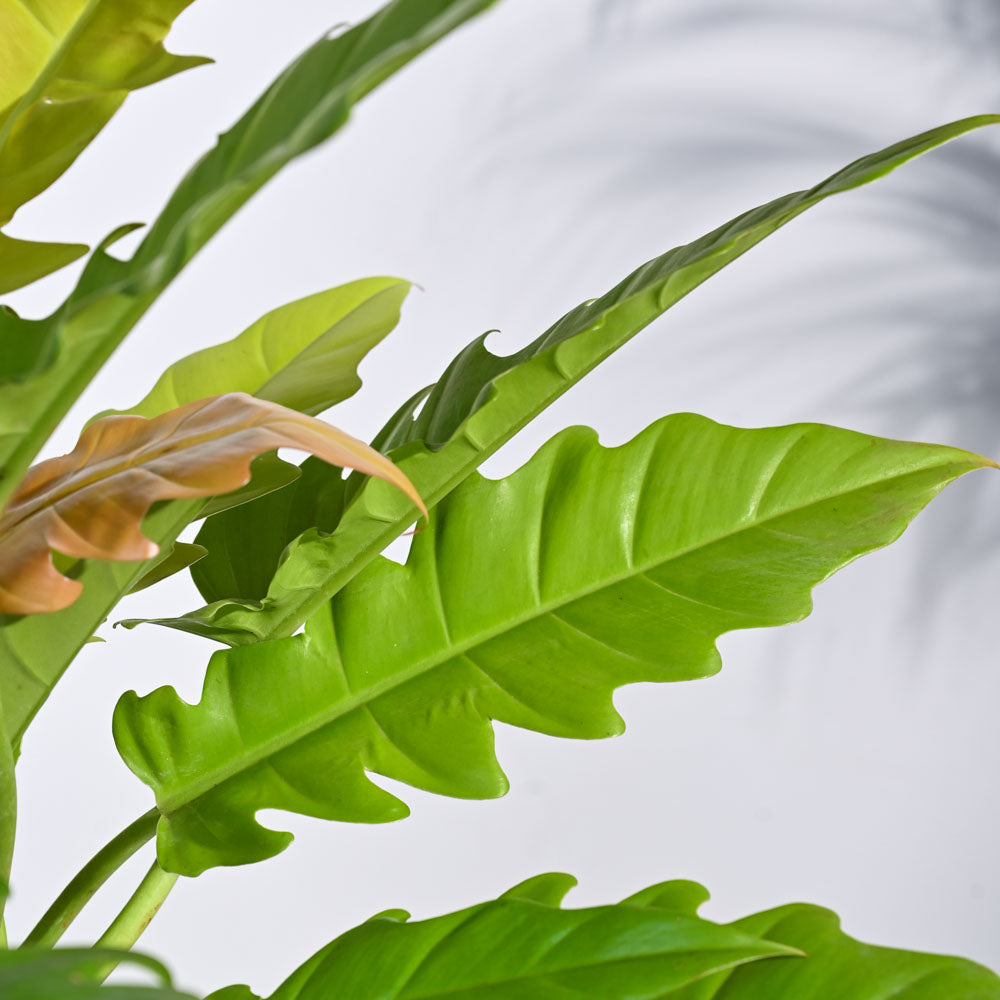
[151,114,1000,647]
[224,876,795,1000]
[671,901,1000,999]
[0,233,87,295]
[114,414,992,874]
[113,277,413,419]
[0,946,194,999]
[0,0,499,510]
[209,876,1000,999]
[0,0,208,291]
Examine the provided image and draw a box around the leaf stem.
[94,861,177,981]
[0,704,16,943]
[22,808,158,948]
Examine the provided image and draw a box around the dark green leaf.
[150,115,1000,646]
[127,543,208,596]
[113,414,992,873]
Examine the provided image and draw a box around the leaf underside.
[166,114,1000,646]
[210,875,1000,999]
[113,414,990,875]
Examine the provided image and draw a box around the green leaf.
[210,876,1000,999]
[0,272,416,746]
[112,277,413,419]
[0,0,208,291]
[0,233,87,296]
[227,877,796,1000]
[196,453,302,521]
[0,0,499,511]
[150,114,1000,647]
[191,455,347,605]
[671,902,1000,999]
[127,542,207,595]
[0,947,194,999]
[113,414,992,874]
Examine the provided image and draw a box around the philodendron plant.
[0,1,997,996]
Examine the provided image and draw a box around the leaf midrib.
[158,458,969,814]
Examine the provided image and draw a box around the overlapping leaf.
[0,0,498,512]
[114,414,992,874]
[205,875,1000,999]
[0,0,208,292]
[0,392,422,615]
[0,273,416,745]
[0,946,195,999]
[156,114,1000,646]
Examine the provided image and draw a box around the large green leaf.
[0,946,194,999]
[0,0,498,509]
[209,874,796,1000]
[206,875,1000,999]
[0,0,208,291]
[153,115,1000,647]
[114,414,992,874]
[0,276,411,746]
[672,900,1000,999]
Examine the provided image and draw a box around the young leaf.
[109,277,413,419]
[160,114,1000,646]
[206,876,1000,999]
[0,0,499,510]
[113,414,992,874]
[0,392,423,616]
[0,0,209,291]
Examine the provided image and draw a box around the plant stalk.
[94,861,177,982]
[22,808,158,948]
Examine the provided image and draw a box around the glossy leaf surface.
[213,874,794,1000]
[0,0,207,291]
[114,414,991,873]
[0,392,421,615]
[158,115,1000,645]
[0,0,498,511]
[210,875,1000,999]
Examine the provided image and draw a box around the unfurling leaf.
[0,393,424,615]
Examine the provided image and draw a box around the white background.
[5,0,1000,994]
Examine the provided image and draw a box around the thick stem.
[94,861,177,981]
[23,808,158,948]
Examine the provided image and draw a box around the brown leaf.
[0,393,425,615]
